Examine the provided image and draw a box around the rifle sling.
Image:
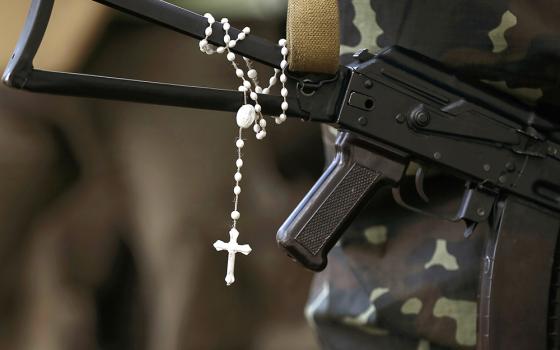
[287,0,340,74]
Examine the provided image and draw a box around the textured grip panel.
[295,164,380,255]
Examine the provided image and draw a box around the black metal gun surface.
[277,48,560,350]
[4,1,560,348]
[278,47,560,271]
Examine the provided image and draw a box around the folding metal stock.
[3,0,307,117]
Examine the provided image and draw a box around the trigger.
[415,167,430,203]
[463,220,477,238]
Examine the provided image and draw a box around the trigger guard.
[391,187,456,221]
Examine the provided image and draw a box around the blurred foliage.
[169,0,287,19]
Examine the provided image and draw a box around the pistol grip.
[277,132,406,271]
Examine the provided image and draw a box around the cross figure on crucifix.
[213,228,252,286]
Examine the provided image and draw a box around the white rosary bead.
[200,15,289,285]
[247,69,257,79]
[236,104,256,129]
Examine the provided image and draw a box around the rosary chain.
[200,12,289,285]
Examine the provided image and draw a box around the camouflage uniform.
[306,1,560,349]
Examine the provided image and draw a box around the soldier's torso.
[307,1,560,349]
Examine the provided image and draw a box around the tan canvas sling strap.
[286,0,340,74]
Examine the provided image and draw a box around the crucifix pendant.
[213,228,252,285]
[200,14,289,286]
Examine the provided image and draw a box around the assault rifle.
[4,0,560,348]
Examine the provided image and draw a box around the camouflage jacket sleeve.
[306,2,560,349]
[339,0,560,117]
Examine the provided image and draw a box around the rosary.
[198,13,289,286]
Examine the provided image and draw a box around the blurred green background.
[0,1,323,350]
